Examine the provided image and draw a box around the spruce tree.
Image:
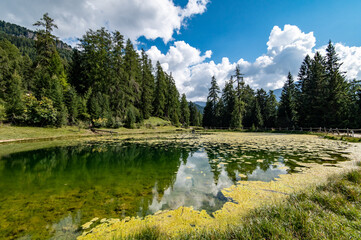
[33,13,67,126]
[221,77,235,127]
[203,76,220,127]
[140,50,154,119]
[309,52,327,127]
[153,61,167,117]
[296,55,312,126]
[324,41,349,127]
[278,72,297,128]
[180,94,190,127]
[264,90,278,127]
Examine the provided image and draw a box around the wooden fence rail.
[203,127,361,137]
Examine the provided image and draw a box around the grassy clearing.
[0,125,92,141]
[120,168,361,240]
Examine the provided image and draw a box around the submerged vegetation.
[124,168,361,240]
[77,132,360,240]
[0,132,358,239]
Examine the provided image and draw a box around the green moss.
[127,169,361,239]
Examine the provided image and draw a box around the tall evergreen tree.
[140,49,154,119]
[165,73,180,125]
[296,55,312,126]
[180,94,190,127]
[264,90,278,127]
[221,77,235,127]
[324,41,349,127]
[153,61,167,117]
[309,52,327,127]
[278,72,297,128]
[33,13,67,126]
[203,76,220,128]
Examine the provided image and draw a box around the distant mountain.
[194,101,206,107]
[272,88,282,101]
[194,103,204,114]
[0,20,72,61]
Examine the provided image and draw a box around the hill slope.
[0,20,73,61]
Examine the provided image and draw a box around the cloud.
[147,41,212,97]
[148,24,361,101]
[316,43,361,80]
[0,0,209,43]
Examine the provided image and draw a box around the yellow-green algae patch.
[78,133,361,240]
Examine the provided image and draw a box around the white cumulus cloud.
[0,0,209,43]
[148,24,361,101]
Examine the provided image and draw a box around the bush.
[0,100,6,123]
[92,117,108,128]
[20,94,58,126]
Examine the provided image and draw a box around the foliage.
[21,93,58,126]
[180,94,190,127]
[278,72,297,128]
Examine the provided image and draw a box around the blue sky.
[1,0,361,100]
[141,0,361,63]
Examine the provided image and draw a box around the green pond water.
[0,138,349,239]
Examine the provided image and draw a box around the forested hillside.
[0,20,73,62]
[203,43,361,129]
[0,14,201,128]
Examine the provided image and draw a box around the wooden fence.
[203,127,361,137]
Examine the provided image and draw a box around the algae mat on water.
[78,132,361,239]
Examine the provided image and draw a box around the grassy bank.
[0,117,184,143]
[125,166,361,239]
[0,125,93,141]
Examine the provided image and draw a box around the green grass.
[322,134,361,142]
[143,117,171,127]
[0,125,92,141]
[124,169,361,240]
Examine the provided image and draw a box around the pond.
[0,133,350,239]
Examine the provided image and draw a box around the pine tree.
[264,90,277,127]
[242,85,255,127]
[254,98,263,128]
[153,62,167,117]
[278,72,297,128]
[180,94,190,127]
[33,13,67,126]
[232,66,246,128]
[164,74,180,125]
[140,50,154,119]
[203,76,220,127]
[309,52,327,127]
[230,97,244,129]
[324,41,349,127]
[123,39,141,114]
[221,77,235,127]
[296,55,312,126]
